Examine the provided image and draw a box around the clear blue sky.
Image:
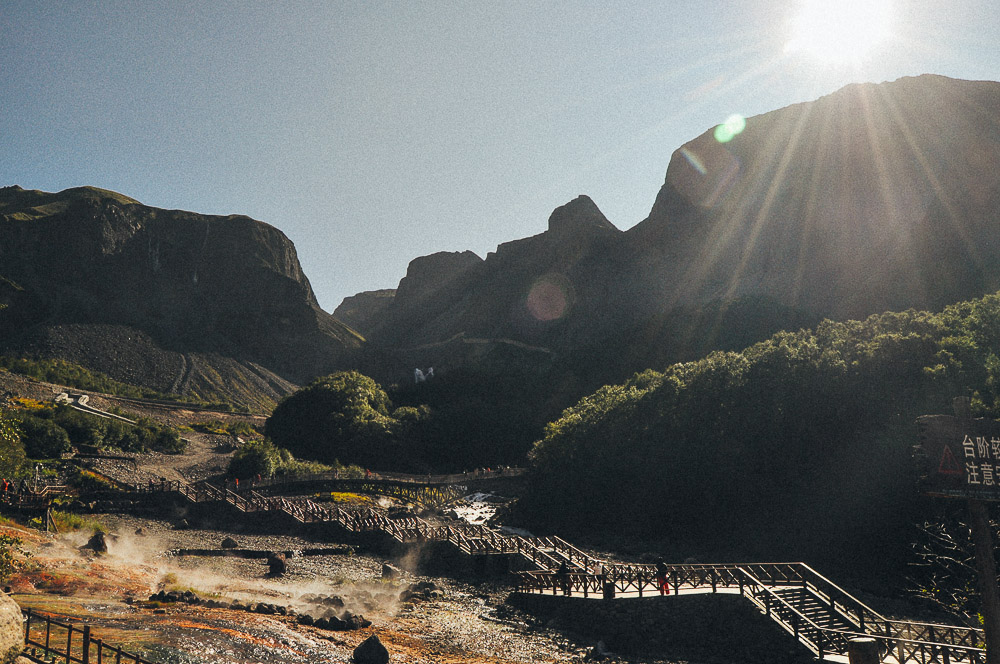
[2,1,998,311]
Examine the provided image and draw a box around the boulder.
[267,552,287,577]
[220,537,239,549]
[353,634,390,664]
[342,611,372,630]
[82,531,107,554]
[381,563,401,579]
[0,594,24,664]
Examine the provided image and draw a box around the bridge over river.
[3,471,986,664]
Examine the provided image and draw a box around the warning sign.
[917,415,1000,500]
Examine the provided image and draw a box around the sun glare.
[785,0,894,65]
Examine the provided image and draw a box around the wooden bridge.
[4,474,988,663]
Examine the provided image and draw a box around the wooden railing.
[19,471,987,662]
[22,608,157,664]
[512,561,987,662]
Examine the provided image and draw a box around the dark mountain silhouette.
[345,75,1000,388]
[5,75,1000,411]
[0,185,361,409]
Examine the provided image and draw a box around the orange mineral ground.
[4,517,587,664]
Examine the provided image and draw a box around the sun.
[785,0,894,65]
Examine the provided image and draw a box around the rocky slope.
[347,74,1000,384]
[0,186,362,408]
[331,289,395,339]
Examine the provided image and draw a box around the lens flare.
[526,275,571,322]
[714,114,746,143]
[680,147,707,175]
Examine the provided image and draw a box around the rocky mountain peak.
[546,195,618,235]
[394,251,483,304]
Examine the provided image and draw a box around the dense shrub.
[18,416,71,459]
[10,406,185,456]
[0,411,26,478]
[265,371,396,468]
[228,439,280,479]
[519,297,1000,578]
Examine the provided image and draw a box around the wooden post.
[82,625,91,664]
[954,397,1000,664]
[968,498,1000,664]
[846,637,879,664]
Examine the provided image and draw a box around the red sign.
[918,415,1000,500]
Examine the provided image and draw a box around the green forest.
[264,289,1000,582]
[519,293,1000,580]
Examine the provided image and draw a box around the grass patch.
[9,397,45,411]
[314,492,372,505]
[49,511,104,534]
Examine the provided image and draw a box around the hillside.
[518,289,1000,585]
[346,75,1000,391]
[0,186,363,409]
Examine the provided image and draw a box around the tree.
[0,534,27,584]
[18,416,71,459]
[265,371,395,467]
[0,411,26,478]
[228,439,280,479]
[909,515,991,625]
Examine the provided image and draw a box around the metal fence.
[22,608,158,664]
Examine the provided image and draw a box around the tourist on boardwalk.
[556,561,571,596]
[655,560,670,595]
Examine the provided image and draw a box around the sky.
[2,1,999,312]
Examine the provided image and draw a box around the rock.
[82,531,107,554]
[342,611,372,630]
[323,615,345,630]
[267,552,287,577]
[0,592,27,660]
[381,563,401,579]
[134,527,145,536]
[353,634,390,664]
[173,519,190,531]
[588,640,615,660]
[220,537,239,549]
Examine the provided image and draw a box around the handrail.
[23,608,158,664]
[21,471,986,663]
[737,567,831,655]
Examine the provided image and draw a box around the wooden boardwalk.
[5,474,986,664]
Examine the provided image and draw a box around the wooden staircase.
[26,475,988,663]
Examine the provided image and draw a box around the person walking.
[655,560,670,595]
[556,561,571,596]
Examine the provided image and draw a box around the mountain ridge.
[0,185,361,408]
[344,74,1000,389]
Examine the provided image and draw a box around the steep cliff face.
[365,195,623,351]
[630,74,1000,321]
[332,289,396,338]
[347,74,1000,388]
[0,186,361,400]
